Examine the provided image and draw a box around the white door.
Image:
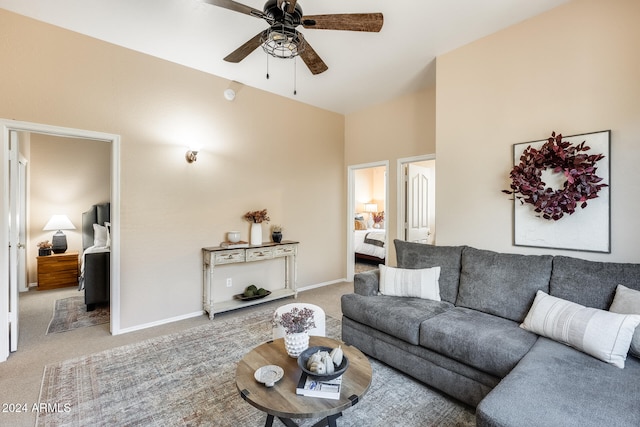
[405,163,430,243]
[18,155,28,293]
[8,130,20,352]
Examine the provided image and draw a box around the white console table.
[202,241,298,319]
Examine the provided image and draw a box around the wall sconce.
[185,149,199,163]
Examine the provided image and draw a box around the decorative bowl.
[228,231,241,243]
[297,345,349,381]
[233,290,271,301]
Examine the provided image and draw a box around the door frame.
[0,119,121,362]
[346,161,389,282]
[396,154,436,244]
[17,153,28,293]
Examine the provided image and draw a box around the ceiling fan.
[203,0,384,75]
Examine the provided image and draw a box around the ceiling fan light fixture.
[261,25,305,59]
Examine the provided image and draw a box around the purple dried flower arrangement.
[273,307,316,335]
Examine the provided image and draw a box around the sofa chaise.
[341,239,640,426]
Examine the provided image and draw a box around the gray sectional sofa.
[341,239,640,426]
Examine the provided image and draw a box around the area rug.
[37,307,475,426]
[46,296,110,334]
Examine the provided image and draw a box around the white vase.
[250,223,262,245]
[284,332,309,358]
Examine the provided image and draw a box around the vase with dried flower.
[273,306,316,357]
[271,224,283,243]
[37,240,53,256]
[372,211,385,229]
[244,209,270,245]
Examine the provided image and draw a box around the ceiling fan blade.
[224,32,264,63]
[202,0,267,20]
[300,41,328,75]
[302,13,384,32]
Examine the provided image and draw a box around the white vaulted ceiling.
[0,0,569,114]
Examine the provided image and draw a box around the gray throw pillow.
[609,284,640,358]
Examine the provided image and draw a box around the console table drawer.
[274,244,297,258]
[246,247,274,262]
[214,250,245,265]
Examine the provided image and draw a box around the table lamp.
[43,214,76,254]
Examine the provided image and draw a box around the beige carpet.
[46,296,110,334]
[355,261,379,274]
[38,307,474,426]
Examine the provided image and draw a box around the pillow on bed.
[93,223,108,247]
[105,221,112,248]
[379,265,441,301]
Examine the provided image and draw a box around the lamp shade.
[364,203,378,213]
[43,215,76,231]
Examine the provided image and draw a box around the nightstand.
[37,251,79,291]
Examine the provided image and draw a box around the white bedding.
[79,245,110,290]
[354,229,386,260]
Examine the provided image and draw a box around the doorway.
[347,161,389,282]
[1,120,121,362]
[397,155,436,245]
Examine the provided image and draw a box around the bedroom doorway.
[397,155,436,245]
[0,120,121,362]
[347,161,389,282]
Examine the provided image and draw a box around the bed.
[80,203,110,311]
[354,229,386,264]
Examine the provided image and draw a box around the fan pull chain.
[266,55,270,79]
[293,57,297,95]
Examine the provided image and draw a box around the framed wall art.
[507,130,610,253]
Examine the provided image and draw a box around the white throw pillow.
[93,223,108,247]
[609,284,640,358]
[104,221,112,248]
[521,290,640,368]
[378,265,441,301]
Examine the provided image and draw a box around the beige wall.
[354,166,385,214]
[345,87,437,261]
[1,9,345,330]
[436,0,640,262]
[28,135,111,284]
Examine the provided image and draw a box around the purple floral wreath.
[503,132,608,221]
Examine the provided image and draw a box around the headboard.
[82,202,110,250]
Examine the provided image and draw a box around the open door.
[7,130,20,353]
[405,163,431,243]
[347,161,388,282]
[2,119,122,352]
[17,154,28,294]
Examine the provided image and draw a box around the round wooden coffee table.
[236,336,372,427]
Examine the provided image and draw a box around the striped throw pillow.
[521,290,640,368]
[379,265,441,301]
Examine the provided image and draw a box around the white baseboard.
[297,278,347,292]
[115,279,347,335]
[115,310,204,335]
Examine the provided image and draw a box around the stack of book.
[295,373,342,400]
